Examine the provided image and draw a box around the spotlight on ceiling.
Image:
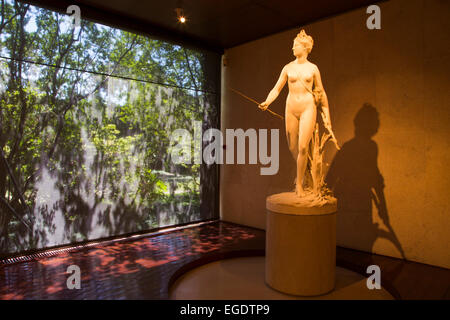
[175,1,186,24]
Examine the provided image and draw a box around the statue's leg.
[285,112,299,161]
[285,112,299,190]
[296,107,317,196]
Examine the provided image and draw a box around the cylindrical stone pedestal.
[265,192,337,296]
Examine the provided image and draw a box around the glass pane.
[0,0,219,255]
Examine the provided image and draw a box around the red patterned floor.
[1,220,449,300]
[0,221,264,299]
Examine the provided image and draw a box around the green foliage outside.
[0,0,212,254]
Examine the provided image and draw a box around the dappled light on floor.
[0,222,261,299]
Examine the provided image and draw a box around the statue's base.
[265,192,337,296]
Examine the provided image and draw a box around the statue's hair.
[293,29,314,53]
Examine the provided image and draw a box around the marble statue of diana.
[259,29,339,199]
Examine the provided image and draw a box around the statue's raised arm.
[259,66,288,111]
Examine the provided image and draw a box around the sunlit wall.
[221,0,450,268]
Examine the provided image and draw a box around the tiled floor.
[0,220,449,300]
[0,221,263,299]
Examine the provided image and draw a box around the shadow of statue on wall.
[326,103,405,259]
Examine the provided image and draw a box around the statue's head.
[292,29,314,56]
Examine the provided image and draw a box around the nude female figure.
[259,30,337,197]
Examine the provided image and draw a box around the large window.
[0,0,219,256]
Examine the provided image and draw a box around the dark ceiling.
[24,0,383,53]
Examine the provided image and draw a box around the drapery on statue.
[259,29,340,201]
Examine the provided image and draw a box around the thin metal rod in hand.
[229,87,284,120]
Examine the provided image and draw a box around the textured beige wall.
[220,0,450,269]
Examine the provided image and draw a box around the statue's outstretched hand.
[258,101,269,111]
